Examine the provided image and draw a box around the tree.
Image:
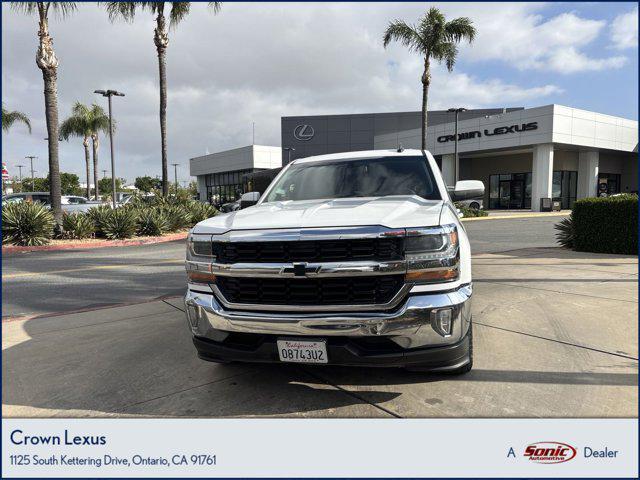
[60,102,93,199]
[59,172,82,195]
[87,104,110,200]
[98,176,124,196]
[383,7,476,149]
[105,1,222,197]
[2,105,32,133]
[135,175,162,193]
[11,2,77,224]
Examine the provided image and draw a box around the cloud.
[611,6,638,50]
[0,2,622,184]
[461,8,628,73]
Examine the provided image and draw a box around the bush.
[136,208,170,236]
[187,201,218,225]
[61,212,95,239]
[571,194,637,254]
[87,205,114,237]
[163,205,191,231]
[2,201,56,246]
[99,208,138,239]
[455,203,488,218]
[554,216,574,249]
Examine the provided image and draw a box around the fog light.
[186,303,200,329]
[431,308,453,337]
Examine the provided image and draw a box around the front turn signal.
[405,268,458,283]
[187,270,216,284]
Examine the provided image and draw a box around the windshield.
[263,156,440,203]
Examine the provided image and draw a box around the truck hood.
[194,196,445,233]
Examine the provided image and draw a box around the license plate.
[277,338,328,364]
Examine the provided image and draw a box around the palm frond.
[208,2,222,14]
[432,42,458,72]
[11,2,77,18]
[2,106,32,133]
[168,2,190,28]
[103,1,139,22]
[445,17,476,44]
[383,20,424,53]
[89,104,111,134]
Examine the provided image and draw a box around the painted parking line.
[3,258,184,280]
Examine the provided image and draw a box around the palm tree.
[2,105,32,133]
[104,2,222,197]
[88,104,110,200]
[10,2,77,224]
[383,7,476,149]
[60,102,94,199]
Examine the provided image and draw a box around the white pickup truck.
[184,149,484,373]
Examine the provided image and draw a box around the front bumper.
[184,285,472,368]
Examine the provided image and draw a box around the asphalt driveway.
[3,246,637,418]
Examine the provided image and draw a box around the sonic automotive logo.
[524,441,577,464]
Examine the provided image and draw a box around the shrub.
[99,208,138,239]
[455,203,488,218]
[2,201,55,246]
[187,201,218,225]
[163,204,191,231]
[136,208,170,236]
[61,212,95,239]
[571,194,637,254]
[554,216,574,249]
[87,205,114,237]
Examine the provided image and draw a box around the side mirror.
[451,180,484,202]
[239,191,261,209]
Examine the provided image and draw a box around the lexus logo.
[293,124,315,141]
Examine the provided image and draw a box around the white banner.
[2,418,637,478]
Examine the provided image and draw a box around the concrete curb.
[2,231,189,255]
[462,212,569,222]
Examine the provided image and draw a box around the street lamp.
[15,164,25,184]
[283,147,295,164]
[447,107,467,184]
[170,163,179,193]
[95,89,125,208]
[25,156,37,190]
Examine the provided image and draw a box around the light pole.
[16,165,24,184]
[102,169,108,179]
[95,89,125,208]
[447,107,467,184]
[170,163,179,193]
[284,147,295,164]
[25,156,37,191]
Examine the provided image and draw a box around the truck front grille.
[216,275,405,307]
[211,237,403,264]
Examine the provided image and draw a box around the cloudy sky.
[2,2,638,185]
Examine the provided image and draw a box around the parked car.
[457,198,483,210]
[184,149,484,373]
[2,192,102,213]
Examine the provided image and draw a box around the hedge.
[572,194,637,255]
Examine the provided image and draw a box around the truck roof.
[293,149,427,165]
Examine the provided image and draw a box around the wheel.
[469,202,480,210]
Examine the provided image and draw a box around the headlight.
[404,225,459,284]
[186,233,216,284]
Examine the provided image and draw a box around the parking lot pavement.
[3,247,637,418]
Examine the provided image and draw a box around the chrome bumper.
[184,285,472,349]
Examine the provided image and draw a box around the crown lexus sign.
[437,121,538,143]
[294,124,315,141]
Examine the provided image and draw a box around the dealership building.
[191,104,637,210]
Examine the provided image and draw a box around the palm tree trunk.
[92,134,100,200]
[421,59,431,151]
[155,12,169,197]
[83,136,91,199]
[37,4,62,224]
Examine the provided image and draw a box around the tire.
[469,202,480,210]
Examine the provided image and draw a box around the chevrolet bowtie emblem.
[282,262,321,277]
